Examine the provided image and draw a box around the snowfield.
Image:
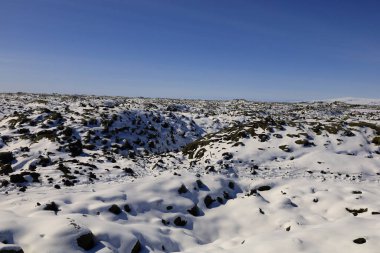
[0,93,379,253]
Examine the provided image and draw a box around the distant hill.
[324,97,380,105]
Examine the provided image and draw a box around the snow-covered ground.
[323,97,380,106]
[0,93,379,252]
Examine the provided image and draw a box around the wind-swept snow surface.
[0,93,379,252]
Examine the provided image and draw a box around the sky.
[0,0,379,101]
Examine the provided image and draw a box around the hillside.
[0,93,379,253]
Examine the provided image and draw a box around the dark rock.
[34,130,56,142]
[223,191,231,200]
[279,145,292,152]
[0,152,14,164]
[187,204,202,217]
[342,130,355,137]
[205,166,216,172]
[346,207,368,216]
[1,180,9,187]
[83,144,96,150]
[232,142,245,147]
[257,185,271,191]
[353,238,366,244]
[37,156,51,167]
[76,232,95,250]
[10,174,26,184]
[247,189,257,196]
[26,172,40,182]
[62,127,73,136]
[131,240,141,253]
[69,140,83,157]
[28,163,36,171]
[222,152,233,160]
[0,164,13,175]
[372,136,380,146]
[228,181,235,190]
[108,204,122,215]
[17,128,30,134]
[166,104,186,112]
[173,217,187,226]
[43,202,60,215]
[178,184,189,194]
[258,134,270,142]
[20,147,29,152]
[123,204,131,213]
[204,195,215,208]
[288,200,298,207]
[88,172,97,180]
[0,246,24,253]
[196,179,207,190]
[63,180,74,186]
[295,139,315,147]
[124,168,135,176]
[57,163,72,175]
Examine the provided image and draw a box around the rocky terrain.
[0,93,379,252]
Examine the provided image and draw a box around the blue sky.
[0,0,379,101]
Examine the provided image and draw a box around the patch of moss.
[47,111,63,121]
[232,142,245,147]
[33,99,48,104]
[287,134,300,138]
[194,148,207,159]
[372,136,380,146]
[279,145,292,152]
[8,114,30,128]
[32,130,57,142]
[324,124,343,134]
[182,138,213,159]
[295,139,315,147]
[349,122,380,135]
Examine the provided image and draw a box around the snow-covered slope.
[0,93,379,253]
[324,97,380,105]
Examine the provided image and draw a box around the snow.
[0,93,379,252]
[324,97,380,105]
[1,173,380,252]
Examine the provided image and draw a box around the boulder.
[0,245,24,253]
[76,232,95,250]
[0,152,13,164]
[0,164,13,175]
[108,204,122,215]
[353,238,366,244]
[173,217,187,226]
[131,240,141,253]
[178,184,189,194]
